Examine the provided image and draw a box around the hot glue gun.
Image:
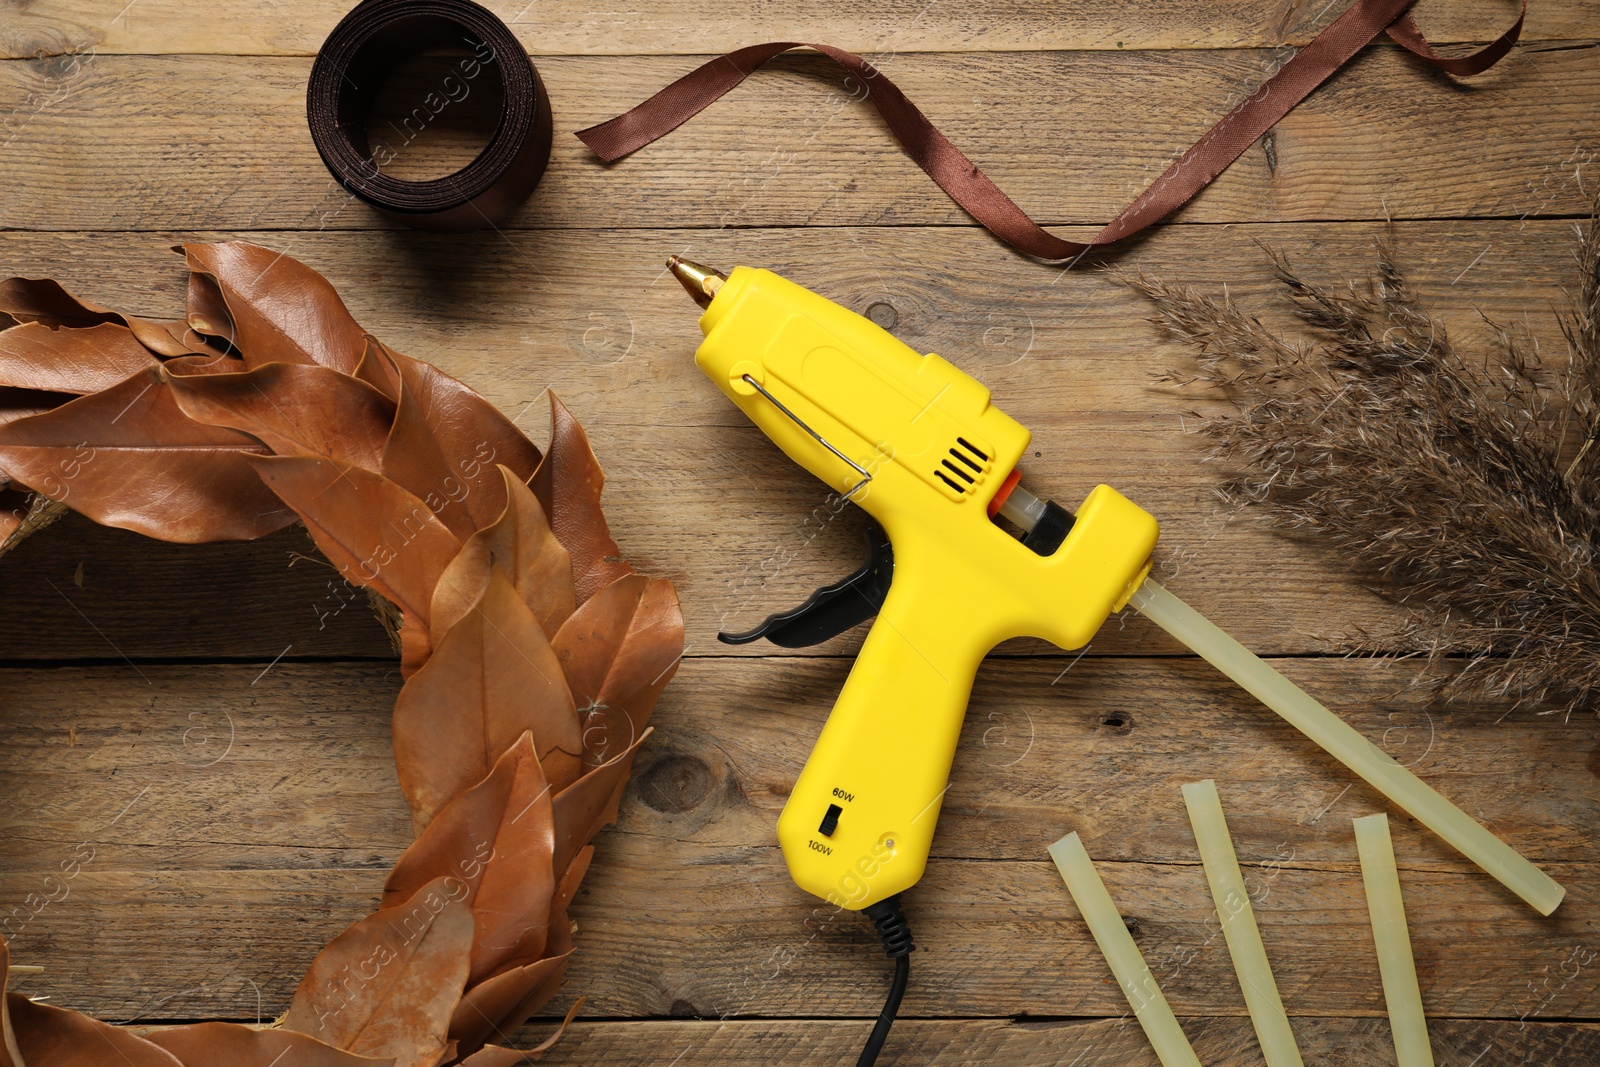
[667,257,1562,1065]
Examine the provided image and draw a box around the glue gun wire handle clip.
[741,372,874,496]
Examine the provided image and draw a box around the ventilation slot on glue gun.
[934,437,991,495]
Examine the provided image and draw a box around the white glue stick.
[1049,832,1203,1067]
[1131,579,1562,917]
[1354,813,1434,1067]
[1182,779,1304,1067]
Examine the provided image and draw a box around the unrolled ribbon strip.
[578,0,1524,262]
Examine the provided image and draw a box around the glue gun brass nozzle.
[667,256,728,309]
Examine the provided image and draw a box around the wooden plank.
[621,658,1595,870]
[1,47,1594,232]
[0,661,1584,870]
[4,0,1589,59]
[469,1018,1600,1067]
[0,219,1586,659]
[0,223,1578,431]
[0,518,400,660]
[0,662,1592,1019]
[2,860,1591,1021]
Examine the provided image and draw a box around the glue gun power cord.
[856,895,914,1067]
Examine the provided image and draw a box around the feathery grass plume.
[1119,204,1600,718]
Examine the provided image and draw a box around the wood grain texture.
[2,0,1584,58]
[3,661,1590,870]
[0,219,1587,660]
[2,0,1597,1053]
[503,1018,1600,1067]
[1,47,1594,232]
[0,662,1593,1021]
[7,857,1594,1020]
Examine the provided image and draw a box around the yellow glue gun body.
[692,267,1159,909]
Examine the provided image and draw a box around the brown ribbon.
[308,0,553,232]
[577,0,1524,262]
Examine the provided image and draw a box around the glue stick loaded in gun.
[667,257,1565,1064]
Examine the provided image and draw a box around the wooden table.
[2,1,1597,1062]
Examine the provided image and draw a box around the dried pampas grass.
[1123,202,1600,718]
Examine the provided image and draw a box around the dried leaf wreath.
[0,241,684,1066]
[1122,202,1600,718]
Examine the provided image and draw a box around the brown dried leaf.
[162,353,248,376]
[393,571,580,828]
[7,995,183,1067]
[146,1022,397,1067]
[354,337,401,403]
[432,467,575,647]
[400,615,433,680]
[446,952,570,1056]
[544,845,592,958]
[0,366,295,541]
[165,362,393,472]
[1,937,21,1067]
[250,456,460,623]
[551,730,650,883]
[552,575,682,764]
[158,322,225,358]
[0,277,126,327]
[381,352,483,541]
[0,277,194,358]
[457,997,582,1066]
[0,323,158,394]
[179,242,368,375]
[382,343,543,526]
[284,876,473,1067]
[184,270,235,344]
[384,732,555,985]
[529,394,632,605]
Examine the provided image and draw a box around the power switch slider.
[819,804,843,837]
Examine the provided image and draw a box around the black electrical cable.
[856,953,908,1067]
[857,894,914,1067]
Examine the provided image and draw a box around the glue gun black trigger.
[718,521,894,648]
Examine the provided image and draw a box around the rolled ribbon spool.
[307,0,552,231]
